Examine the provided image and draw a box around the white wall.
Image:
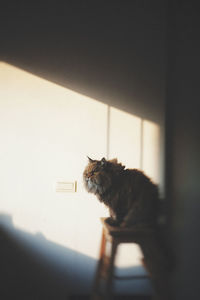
[0,61,163,295]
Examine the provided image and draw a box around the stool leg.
[104,238,118,300]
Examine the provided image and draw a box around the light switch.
[55,181,77,192]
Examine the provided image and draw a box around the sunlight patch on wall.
[0,62,162,266]
[108,107,161,185]
[142,120,161,184]
[109,106,142,169]
[0,61,108,260]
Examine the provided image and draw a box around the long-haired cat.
[83,157,172,299]
[83,157,159,228]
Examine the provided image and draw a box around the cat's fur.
[83,157,159,227]
[83,157,172,299]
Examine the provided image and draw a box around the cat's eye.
[93,166,99,172]
[88,170,95,176]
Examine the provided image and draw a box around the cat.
[83,157,159,228]
[83,157,172,299]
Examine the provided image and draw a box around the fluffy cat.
[83,157,159,228]
[83,157,172,299]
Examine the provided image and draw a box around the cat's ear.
[87,156,94,163]
[101,157,107,166]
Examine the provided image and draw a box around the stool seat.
[91,218,156,300]
[91,218,170,300]
[101,217,155,238]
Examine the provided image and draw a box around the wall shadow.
[1,1,166,124]
[0,213,94,299]
[0,213,152,299]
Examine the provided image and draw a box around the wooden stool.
[91,218,155,300]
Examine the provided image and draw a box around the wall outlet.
[55,181,77,192]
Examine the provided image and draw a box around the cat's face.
[83,157,112,195]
